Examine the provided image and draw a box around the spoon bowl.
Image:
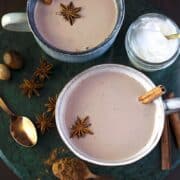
[10,116,38,147]
[0,97,38,147]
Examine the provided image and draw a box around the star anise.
[45,95,58,116]
[59,2,81,26]
[36,113,55,134]
[70,116,94,138]
[33,59,53,81]
[19,79,44,98]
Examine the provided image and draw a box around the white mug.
[55,64,180,166]
[1,0,125,62]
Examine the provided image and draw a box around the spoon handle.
[0,97,15,116]
[165,33,180,40]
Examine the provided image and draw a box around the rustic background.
[0,0,179,179]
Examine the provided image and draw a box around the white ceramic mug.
[1,0,125,62]
[55,64,180,166]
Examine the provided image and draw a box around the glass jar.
[125,13,180,72]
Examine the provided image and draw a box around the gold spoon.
[0,97,38,147]
[165,33,180,40]
[52,158,114,180]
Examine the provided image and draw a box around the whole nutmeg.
[42,0,52,5]
[3,50,24,70]
[0,64,11,80]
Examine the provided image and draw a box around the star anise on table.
[36,113,55,134]
[19,79,44,98]
[33,59,53,81]
[70,116,94,138]
[45,95,58,116]
[59,1,82,26]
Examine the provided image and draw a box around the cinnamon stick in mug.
[168,92,180,149]
[138,85,166,104]
[161,117,171,170]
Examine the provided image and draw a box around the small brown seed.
[3,50,23,70]
[42,0,52,5]
[0,64,11,80]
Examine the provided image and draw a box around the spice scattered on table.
[44,148,59,166]
[36,113,54,134]
[52,158,87,180]
[45,95,58,116]
[33,59,53,81]
[45,150,88,179]
[3,50,24,70]
[51,157,111,180]
[0,64,11,80]
[19,59,53,98]
[36,94,57,134]
[20,79,44,98]
[70,116,94,138]
[57,2,82,26]
[44,147,70,166]
[138,85,166,104]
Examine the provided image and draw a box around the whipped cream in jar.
[125,13,180,71]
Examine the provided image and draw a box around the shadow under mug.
[55,64,180,166]
[1,0,125,63]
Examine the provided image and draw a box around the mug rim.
[55,64,165,166]
[27,0,125,55]
[126,13,180,65]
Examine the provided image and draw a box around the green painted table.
[0,0,180,179]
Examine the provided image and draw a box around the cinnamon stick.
[161,117,171,170]
[167,92,180,149]
[138,85,166,104]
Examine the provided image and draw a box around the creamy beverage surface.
[34,0,118,52]
[64,71,156,162]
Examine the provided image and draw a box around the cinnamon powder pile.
[44,147,69,166]
[44,148,59,166]
[52,158,87,180]
[44,147,88,179]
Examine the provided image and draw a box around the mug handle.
[1,13,31,32]
[164,98,180,114]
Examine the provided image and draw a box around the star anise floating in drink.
[20,79,44,98]
[57,1,82,26]
[70,116,94,138]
